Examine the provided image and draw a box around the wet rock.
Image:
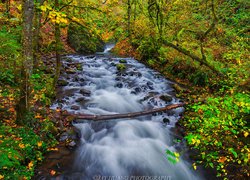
[115,83,123,88]
[57,79,68,86]
[140,91,159,101]
[79,89,91,96]
[131,87,141,95]
[59,132,69,142]
[60,88,78,97]
[160,94,173,103]
[76,64,83,71]
[67,140,77,149]
[75,97,86,103]
[128,71,142,77]
[62,57,73,62]
[146,81,154,90]
[116,63,126,72]
[71,105,80,110]
[110,62,116,66]
[163,118,170,124]
[66,68,76,74]
[119,59,127,63]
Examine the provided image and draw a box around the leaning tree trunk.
[16,0,34,125]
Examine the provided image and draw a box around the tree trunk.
[53,0,61,88]
[63,103,185,122]
[33,0,45,69]
[16,0,34,125]
[127,0,131,40]
[5,0,10,18]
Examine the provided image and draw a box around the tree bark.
[127,0,131,40]
[64,103,185,123]
[16,0,34,125]
[33,0,45,69]
[53,0,61,88]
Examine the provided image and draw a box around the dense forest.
[0,0,249,179]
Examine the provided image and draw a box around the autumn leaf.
[50,170,56,176]
[193,163,197,170]
[19,143,25,149]
[0,174,4,180]
[27,161,34,169]
[218,156,227,163]
[37,141,43,147]
[243,131,249,137]
[47,147,58,151]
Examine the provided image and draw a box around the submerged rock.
[160,94,173,103]
[119,59,127,63]
[163,118,170,124]
[57,79,68,86]
[79,89,91,96]
[71,105,80,110]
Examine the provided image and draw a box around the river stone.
[71,105,80,110]
[115,83,123,88]
[160,94,173,103]
[66,68,76,74]
[119,59,127,63]
[79,89,91,96]
[75,97,86,103]
[67,140,77,149]
[163,118,170,124]
[76,64,83,71]
[59,132,69,142]
[110,62,116,66]
[128,71,142,77]
[57,79,68,86]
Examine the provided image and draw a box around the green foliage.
[189,71,209,86]
[0,125,56,179]
[165,149,180,165]
[0,70,16,86]
[183,92,250,178]
[0,26,21,59]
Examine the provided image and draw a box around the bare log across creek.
[62,103,186,123]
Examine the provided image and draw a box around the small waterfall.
[52,55,203,180]
[103,43,115,53]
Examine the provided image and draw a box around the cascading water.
[51,47,203,179]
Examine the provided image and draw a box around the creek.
[46,46,203,180]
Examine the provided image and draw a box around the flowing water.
[51,48,203,180]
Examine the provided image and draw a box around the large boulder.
[68,23,104,54]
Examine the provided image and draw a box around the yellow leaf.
[35,114,42,119]
[0,174,4,179]
[27,161,34,169]
[19,143,25,149]
[193,163,197,170]
[244,131,249,137]
[37,141,43,147]
[47,147,58,151]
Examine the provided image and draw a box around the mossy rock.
[58,79,68,86]
[68,23,104,54]
[116,63,126,71]
[119,59,127,63]
[76,64,83,71]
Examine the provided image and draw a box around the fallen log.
[64,103,186,123]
